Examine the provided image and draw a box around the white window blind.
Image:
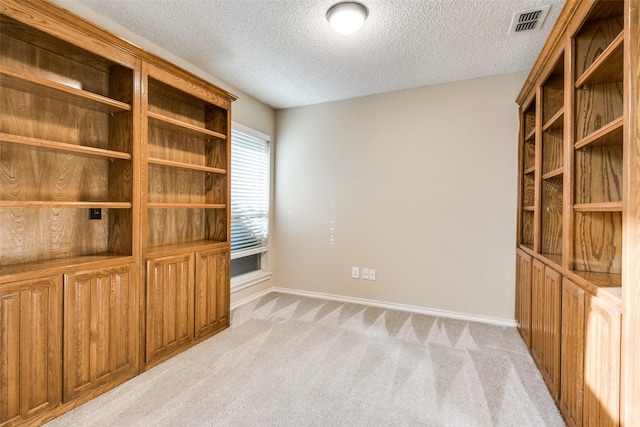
[231,127,269,254]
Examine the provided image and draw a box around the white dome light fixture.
[327,2,368,35]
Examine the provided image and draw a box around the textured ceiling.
[61,0,565,109]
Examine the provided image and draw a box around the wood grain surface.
[583,294,621,426]
[0,276,61,425]
[543,129,564,174]
[145,253,194,367]
[575,12,623,79]
[560,278,585,427]
[63,265,138,401]
[541,176,563,255]
[195,247,229,338]
[521,210,534,246]
[543,69,564,125]
[573,211,622,273]
[574,143,622,204]
[522,172,535,207]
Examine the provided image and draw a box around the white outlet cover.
[351,267,359,279]
[362,268,369,279]
[369,270,376,281]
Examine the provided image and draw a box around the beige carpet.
[46,292,564,426]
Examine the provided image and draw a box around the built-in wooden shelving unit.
[515,0,639,425]
[0,1,235,425]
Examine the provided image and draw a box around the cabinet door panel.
[543,266,561,398]
[145,253,194,365]
[531,259,545,365]
[583,295,621,426]
[560,279,585,427]
[195,248,229,337]
[63,265,138,402]
[0,277,61,426]
[531,261,561,399]
[516,250,532,346]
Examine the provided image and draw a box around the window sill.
[231,270,272,292]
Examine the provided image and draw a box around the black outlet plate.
[89,208,102,220]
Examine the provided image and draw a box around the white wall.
[274,72,527,322]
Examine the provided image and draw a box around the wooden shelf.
[146,240,227,256]
[147,203,226,209]
[542,167,563,180]
[574,117,623,150]
[523,206,535,212]
[542,107,564,132]
[573,202,623,212]
[525,127,536,142]
[570,270,622,291]
[0,201,132,209]
[148,157,226,174]
[0,254,133,282]
[524,166,536,175]
[0,133,131,160]
[0,65,131,113]
[148,112,227,140]
[540,252,563,268]
[520,243,534,253]
[575,32,624,88]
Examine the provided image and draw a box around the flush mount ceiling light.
[327,2,368,35]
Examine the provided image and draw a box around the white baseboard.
[230,287,274,310]
[232,285,517,327]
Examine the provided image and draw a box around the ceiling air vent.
[509,5,551,34]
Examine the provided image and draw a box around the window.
[230,123,270,287]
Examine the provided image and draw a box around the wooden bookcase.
[0,0,235,425]
[515,0,639,425]
[141,62,231,368]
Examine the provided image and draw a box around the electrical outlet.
[351,267,359,279]
[369,269,376,281]
[89,208,102,220]
[362,268,369,279]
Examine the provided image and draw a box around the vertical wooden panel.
[91,273,111,381]
[195,248,229,338]
[64,273,92,399]
[541,176,564,256]
[560,279,585,427]
[573,211,622,273]
[531,261,561,399]
[583,294,621,426]
[64,265,137,402]
[0,277,61,425]
[111,270,130,371]
[621,0,640,425]
[516,250,532,347]
[145,254,193,366]
[216,251,229,325]
[543,266,561,399]
[0,291,22,424]
[531,259,545,368]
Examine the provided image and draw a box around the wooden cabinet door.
[583,294,621,427]
[63,265,139,402]
[145,253,194,366]
[531,261,561,399]
[542,266,561,399]
[531,259,545,364]
[516,250,532,346]
[195,248,229,338]
[0,277,61,426]
[560,278,585,427]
